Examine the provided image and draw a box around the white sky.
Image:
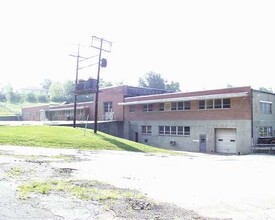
[0,0,274,92]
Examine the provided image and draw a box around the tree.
[138,72,166,89]
[1,84,21,103]
[0,86,7,102]
[49,82,66,102]
[49,80,75,102]
[138,72,181,91]
[63,80,74,102]
[8,92,22,103]
[25,92,37,103]
[38,94,48,103]
[165,81,181,92]
[99,78,113,88]
[40,78,52,90]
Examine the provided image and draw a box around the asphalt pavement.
[1,145,275,219]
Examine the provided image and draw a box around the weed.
[18,180,144,202]
[7,167,24,177]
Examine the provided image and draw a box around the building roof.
[119,91,249,106]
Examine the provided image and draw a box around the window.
[184,101,191,110]
[200,99,231,109]
[165,101,190,111]
[159,126,164,135]
[214,99,222,109]
[158,126,190,136]
[142,126,152,134]
[77,109,84,115]
[171,126,177,135]
[223,99,230,108]
[206,100,213,109]
[184,126,191,135]
[159,103,164,111]
[129,105,135,112]
[143,104,153,112]
[260,102,272,114]
[165,126,170,135]
[177,126,183,135]
[178,102,184,110]
[164,102,171,111]
[259,126,272,137]
[171,102,177,111]
[199,100,205,109]
[104,102,112,113]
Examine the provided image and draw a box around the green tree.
[99,78,113,88]
[165,81,181,92]
[49,80,75,102]
[138,72,166,89]
[38,94,48,103]
[2,84,13,101]
[49,82,66,102]
[25,92,37,103]
[9,92,22,103]
[0,86,7,102]
[1,84,22,103]
[138,72,181,91]
[40,78,52,90]
[63,80,74,102]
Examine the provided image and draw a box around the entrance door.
[135,132,139,142]
[103,102,113,120]
[199,134,206,152]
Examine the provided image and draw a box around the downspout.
[251,89,254,149]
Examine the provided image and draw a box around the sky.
[0,0,274,92]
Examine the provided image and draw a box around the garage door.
[216,128,236,153]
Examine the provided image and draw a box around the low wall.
[0,116,22,121]
[59,121,124,138]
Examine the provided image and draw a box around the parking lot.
[1,145,275,219]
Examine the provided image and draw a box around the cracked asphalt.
[1,145,275,219]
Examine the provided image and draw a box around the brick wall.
[98,86,125,121]
[124,88,252,121]
[22,105,49,121]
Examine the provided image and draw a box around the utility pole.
[73,44,80,128]
[91,36,112,133]
[69,44,96,128]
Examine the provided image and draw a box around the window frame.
[143,104,153,112]
[260,101,272,114]
[141,125,152,134]
[259,126,272,137]
[158,126,190,136]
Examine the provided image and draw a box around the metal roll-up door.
[216,128,236,153]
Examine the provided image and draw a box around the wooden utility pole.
[73,44,80,128]
[69,45,96,128]
[91,36,112,133]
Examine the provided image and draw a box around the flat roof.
[49,106,86,111]
[119,92,249,106]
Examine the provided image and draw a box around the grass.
[18,179,144,201]
[0,101,58,116]
[0,104,16,116]
[0,125,173,154]
[7,167,25,177]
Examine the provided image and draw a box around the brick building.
[22,85,275,154]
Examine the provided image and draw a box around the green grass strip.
[0,125,173,154]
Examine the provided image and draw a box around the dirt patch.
[0,147,225,220]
